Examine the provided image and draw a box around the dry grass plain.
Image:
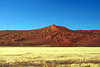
[0,47,100,67]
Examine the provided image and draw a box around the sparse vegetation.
[0,25,100,47]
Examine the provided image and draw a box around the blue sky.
[0,0,100,30]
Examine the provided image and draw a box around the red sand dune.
[0,25,100,47]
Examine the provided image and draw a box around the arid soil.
[0,24,100,47]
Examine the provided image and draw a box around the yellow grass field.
[0,47,100,67]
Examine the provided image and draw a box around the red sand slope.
[0,25,100,47]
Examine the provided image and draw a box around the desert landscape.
[0,25,100,47]
[0,25,100,67]
[1,0,100,67]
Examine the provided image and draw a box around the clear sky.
[0,0,100,30]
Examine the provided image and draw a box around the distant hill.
[0,24,100,47]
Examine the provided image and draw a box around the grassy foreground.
[0,47,100,67]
